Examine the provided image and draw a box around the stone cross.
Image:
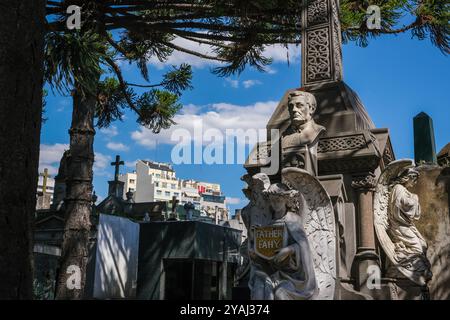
[110,155,124,182]
[40,168,50,194]
[414,112,437,164]
[301,0,343,88]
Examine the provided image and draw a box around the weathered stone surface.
[411,165,450,299]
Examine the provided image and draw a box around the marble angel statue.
[234,173,272,286]
[373,159,432,286]
[245,168,336,300]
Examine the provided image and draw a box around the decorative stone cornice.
[351,173,377,191]
[319,157,379,175]
[318,134,367,153]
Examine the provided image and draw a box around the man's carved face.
[288,94,312,125]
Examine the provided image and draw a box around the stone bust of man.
[282,90,325,148]
[280,91,325,175]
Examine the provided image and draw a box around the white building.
[118,172,137,198]
[121,160,181,203]
[181,179,228,221]
[119,159,229,221]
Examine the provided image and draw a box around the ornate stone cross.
[110,155,124,182]
[301,0,343,88]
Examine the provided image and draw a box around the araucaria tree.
[44,30,193,299]
[43,0,449,300]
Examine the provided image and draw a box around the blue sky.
[40,31,449,215]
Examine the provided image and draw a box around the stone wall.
[411,165,450,300]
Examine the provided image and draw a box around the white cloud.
[148,37,220,69]
[39,143,69,175]
[266,66,278,74]
[263,44,301,64]
[100,126,118,137]
[147,37,301,70]
[56,99,70,112]
[225,79,262,89]
[242,80,262,89]
[225,78,239,89]
[226,197,242,205]
[131,100,278,149]
[106,142,129,152]
[93,152,113,177]
[39,143,112,177]
[130,131,157,149]
[125,160,138,169]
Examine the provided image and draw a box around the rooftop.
[141,160,174,172]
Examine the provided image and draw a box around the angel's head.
[263,183,299,219]
[395,167,420,188]
[248,173,271,204]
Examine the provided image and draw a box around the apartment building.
[132,160,181,203]
[119,159,229,221]
[181,179,228,220]
[118,172,137,198]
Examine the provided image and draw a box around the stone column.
[301,0,343,88]
[351,172,379,293]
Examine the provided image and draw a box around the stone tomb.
[90,214,242,299]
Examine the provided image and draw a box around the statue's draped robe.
[249,211,317,300]
[389,184,427,258]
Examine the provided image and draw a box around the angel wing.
[373,159,428,285]
[282,167,336,300]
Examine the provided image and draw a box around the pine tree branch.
[162,41,227,62]
[104,56,142,117]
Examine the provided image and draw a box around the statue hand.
[273,246,294,264]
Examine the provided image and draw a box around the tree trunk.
[55,88,96,299]
[0,0,46,299]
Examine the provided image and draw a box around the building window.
[129,188,135,192]
[156,190,162,195]
[165,191,171,197]
[129,179,135,184]
[174,192,179,197]
[155,182,159,187]
[162,182,167,188]
[156,174,161,178]
[171,184,176,189]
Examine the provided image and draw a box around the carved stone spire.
[301,0,343,88]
